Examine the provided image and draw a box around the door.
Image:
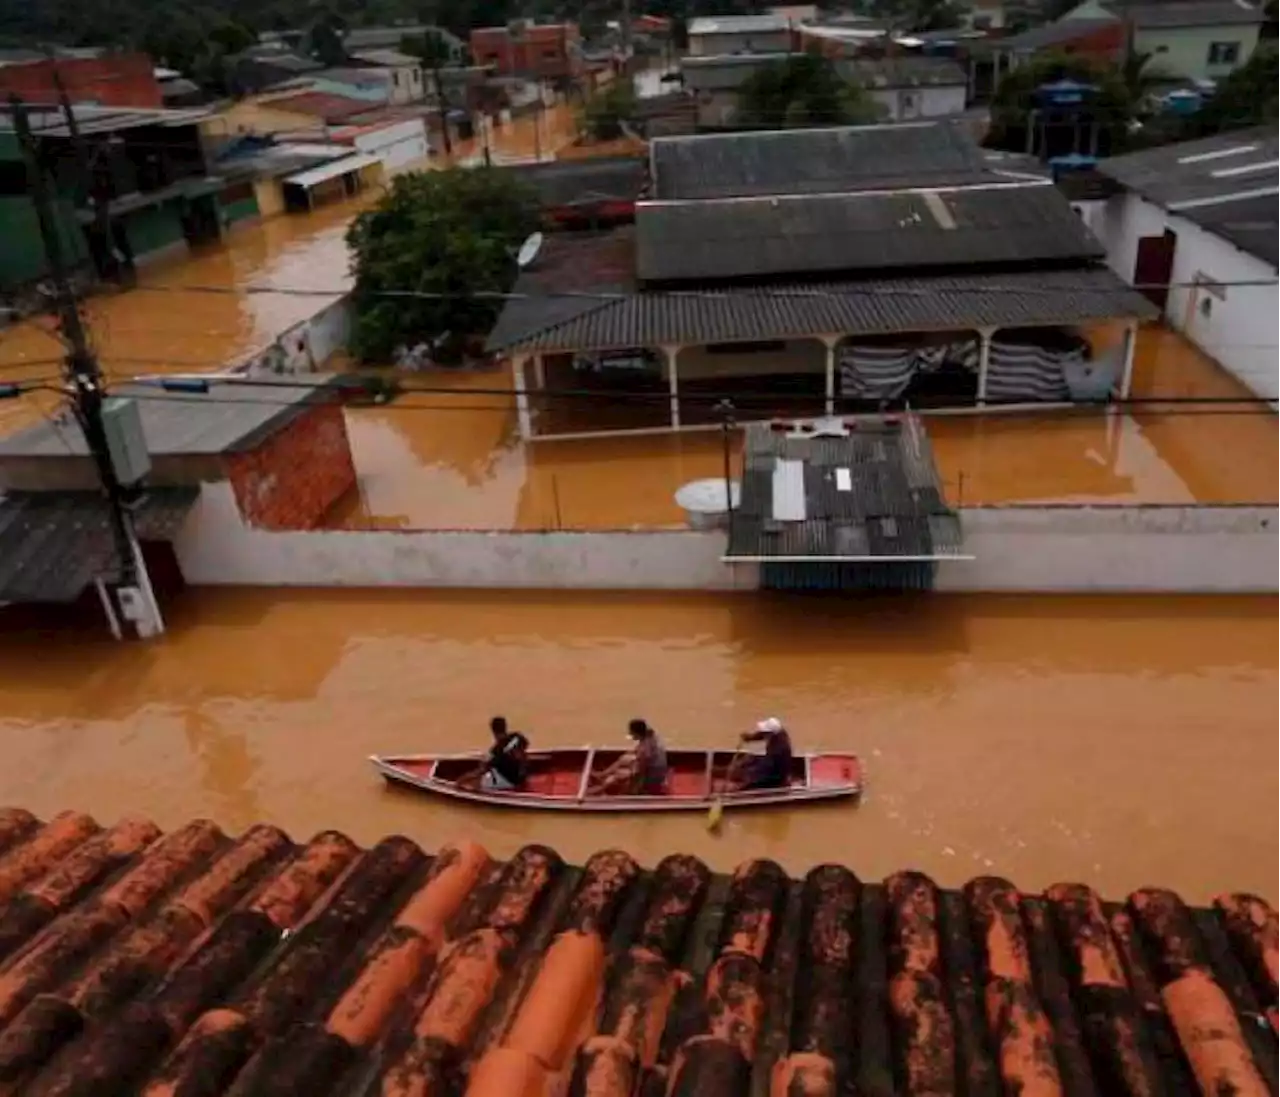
[1133,228,1177,310]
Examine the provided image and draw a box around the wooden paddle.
[707,747,747,831]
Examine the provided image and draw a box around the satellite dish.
[516,231,544,269]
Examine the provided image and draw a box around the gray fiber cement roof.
[635,182,1104,282]
[0,377,337,461]
[649,121,994,200]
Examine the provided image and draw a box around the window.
[1207,41,1240,65]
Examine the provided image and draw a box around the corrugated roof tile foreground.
[0,807,1274,1097]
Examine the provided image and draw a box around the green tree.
[985,52,1138,157]
[1193,49,1278,133]
[346,168,540,362]
[737,52,881,129]
[580,82,637,140]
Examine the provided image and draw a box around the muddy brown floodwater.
[0,591,1275,903]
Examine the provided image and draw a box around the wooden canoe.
[369,747,863,813]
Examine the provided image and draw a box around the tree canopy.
[985,53,1139,158]
[345,168,540,363]
[580,82,638,140]
[736,52,882,129]
[1191,49,1278,134]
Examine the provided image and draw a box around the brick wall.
[470,24,582,79]
[0,54,163,109]
[224,403,356,530]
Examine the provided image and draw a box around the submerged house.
[484,121,1156,441]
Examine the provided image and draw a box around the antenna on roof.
[516,230,544,269]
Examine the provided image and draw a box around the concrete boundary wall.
[936,505,1276,593]
[175,483,758,590]
[174,485,1277,593]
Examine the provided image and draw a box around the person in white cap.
[726,716,793,791]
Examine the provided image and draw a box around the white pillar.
[1118,320,1138,400]
[820,335,840,416]
[664,345,681,428]
[512,355,532,439]
[533,353,545,390]
[976,327,994,407]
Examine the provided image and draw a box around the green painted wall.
[123,201,185,259]
[220,194,261,225]
[0,195,89,290]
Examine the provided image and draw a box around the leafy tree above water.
[736,52,882,129]
[346,168,540,363]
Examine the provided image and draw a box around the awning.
[283,153,382,190]
[0,488,197,604]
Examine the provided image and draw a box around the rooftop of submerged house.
[0,806,1274,1097]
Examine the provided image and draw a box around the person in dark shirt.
[727,717,793,791]
[462,716,529,790]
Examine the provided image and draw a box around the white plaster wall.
[688,30,792,54]
[1162,213,1277,402]
[1100,191,1167,286]
[871,84,967,121]
[176,483,760,590]
[1097,191,1278,400]
[936,506,1277,593]
[176,486,1276,594]
[307,297,353,366]
[1133,25,1261,82]
[354,119,429,173]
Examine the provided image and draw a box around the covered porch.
[503,275,1151,441]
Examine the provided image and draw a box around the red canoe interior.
[384,748,860,800]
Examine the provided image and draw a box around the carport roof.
[0,487,196,603]
[486,234,1157,354]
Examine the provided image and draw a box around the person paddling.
[462,716,530,791]
[726,717,793,791]
[589,718,669,796]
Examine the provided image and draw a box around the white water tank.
[675,478,740,529]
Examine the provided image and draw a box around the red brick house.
[469,22,583,81]
[0,53,164,109]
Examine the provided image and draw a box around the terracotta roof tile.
[0,807,1274,1097]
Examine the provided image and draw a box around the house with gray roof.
[687,14,795,56]
[1091,127,1277,403]
[484,121,1155,441]
[995,0,1264,81]
[679,53,970,128]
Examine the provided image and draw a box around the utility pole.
[45,48,128,284]
[9,94,145,634]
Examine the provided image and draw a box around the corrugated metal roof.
[0,488,196,603]
[487,266,1158,354]
[0,379,338,462]
[1096,126,1279,209]
[284,152,382,188]
[650,121,994,200]
[727,417,964,561]
[635,182,1104,282]
[1177,193,1278,267]
[501,156,648,208]
[0,805,1273,1097]
[688,13,792,34]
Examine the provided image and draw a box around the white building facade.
[1094,130,1278,403]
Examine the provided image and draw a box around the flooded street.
[0,591,1274,903]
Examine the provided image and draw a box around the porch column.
[819,334,841,416]
[976,326,995,407]
[533,353,545,390]
[1118,319,1138,400]
[662,344,682,428]
[512,354,532,440]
